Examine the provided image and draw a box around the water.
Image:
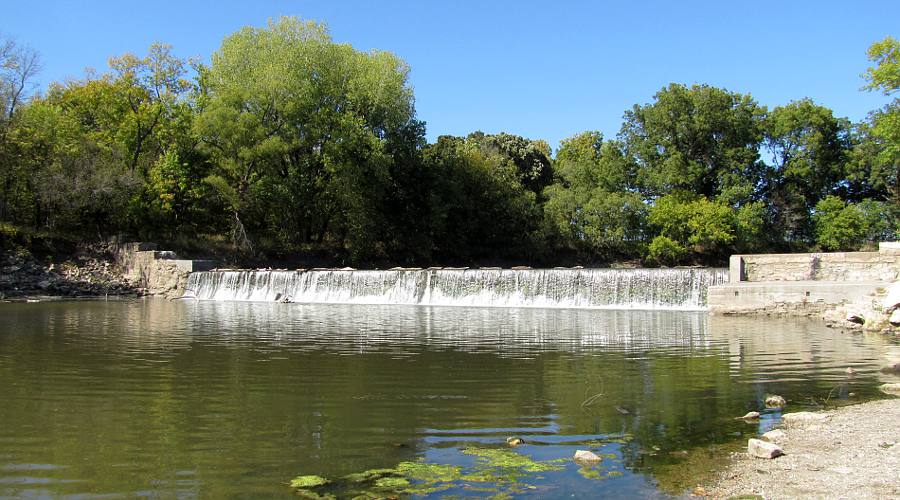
[0,299,896,498]
[184,268,729,310]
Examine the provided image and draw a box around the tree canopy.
[0,22,896,266]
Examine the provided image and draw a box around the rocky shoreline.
[704,397,900,499]
[0,243,138,300]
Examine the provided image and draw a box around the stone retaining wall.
[729,242,900,283]
[115,242,215,298]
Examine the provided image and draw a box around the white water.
[184,268,728,310]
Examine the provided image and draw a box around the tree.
[859,37,900,206]
[0,35,41,123]
[196,16,420,259]
[763,99,852,244]
[620,83,765,204]
[812,196,865,251]
[543,132,645,259]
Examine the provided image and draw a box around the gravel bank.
[706,398,900,499]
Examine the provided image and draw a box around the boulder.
[762,429,787,444]
[765,395,787,408]
[782,411,831,428]
[748,438,784,459]
[879,383,900,396]
[883,282,900,312]
[845,313,865,325]
[890,309,900,327]
[881,362,900,374]
[573,450,602,462]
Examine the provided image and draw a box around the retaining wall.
[710,242,899,316]
[116,242,215,298]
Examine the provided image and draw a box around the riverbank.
[704,397,900,499]
[0,244,137,299]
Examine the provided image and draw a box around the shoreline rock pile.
[0,244,137,300]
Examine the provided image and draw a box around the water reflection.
[0,299,895,498]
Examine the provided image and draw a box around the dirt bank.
[705,397,900,499]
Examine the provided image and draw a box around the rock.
[846,313,865,325]
[879,383,900,396]
[782,412,831,427]
[748,438,784,459]
[506,437,523,446]
[890,309,900,327]
[762,429,787,444]
[881,362,900,374]
[573,450,602,462]
[883,282,900,312]
[765,395,787,408]
[736,411,760,420]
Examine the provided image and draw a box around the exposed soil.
[704,397,900,499]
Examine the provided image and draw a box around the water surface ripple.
[0,299,896,498]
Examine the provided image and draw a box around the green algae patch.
[341,468,400,483]
[396,461,462,482]
[461,446,565,473]
[373,476,410,489]
[289,475,329,489]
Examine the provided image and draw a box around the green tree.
[620,83,765,204]
[543,132,645,259]
[763,99,852,244]
[196,17,420,259]
[812,196,865,251]
[858,36,900,206]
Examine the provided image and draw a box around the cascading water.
[183,268,728,310]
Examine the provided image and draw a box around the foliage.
[0,28,896,266]
[647,236,686,266]
[812,196,866,251]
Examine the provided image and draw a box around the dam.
[182,267,728,310]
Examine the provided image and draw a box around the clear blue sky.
[4,0,898,149]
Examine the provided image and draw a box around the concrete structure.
[116,242,216,298]
[710,243,898,317]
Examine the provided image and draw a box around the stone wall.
[115,242,215,298]
[730,243,900,283]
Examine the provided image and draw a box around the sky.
[3,0,899,149]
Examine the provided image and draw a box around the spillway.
[183,268,728,310]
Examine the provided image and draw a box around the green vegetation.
[288,447,572,498]
[0,20,897,266]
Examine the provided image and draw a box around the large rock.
[761,429,786,444]
[880,383,900,396]
[765,395,787,408]
[890,309,900,327]
[782,411,831,428]
[748,438,784,459]
[884,282,900,312]
[573,450,602,462]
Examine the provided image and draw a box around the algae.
[289,475,329,489]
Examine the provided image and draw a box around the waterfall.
[183,268,728,310]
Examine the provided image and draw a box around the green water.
[0,299,896,498]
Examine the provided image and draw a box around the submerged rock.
[748,438,784,459]
[506,437,524,447]
[880,362,900,374]
[573,450,602,462]
[765,395,787,408]
[737,411,760,420]
[879,383,900,396]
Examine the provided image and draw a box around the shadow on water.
[0,299,896,497]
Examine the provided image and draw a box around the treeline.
[0,18,897,266]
